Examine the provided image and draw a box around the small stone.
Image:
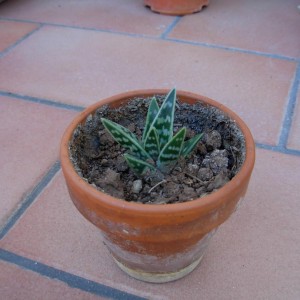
[162,182,180,198]
[207,171,229,192]
[85,114,93,126]
[127,123,136,133]
[196,142,207,155]
[197,167,214,181]
[213,172,230,189]
[178,186,197,202]
[186,128,196,139]
[202,149,229,175]
[102,169,121,189]
[152,199,166,205]
[99,130,115,145]
[187,163,199,175]
[97,168,124,198]
[116,156,128,172]
[195,186,205,195]
[173,166,182,173]
[205,130,222,151]
[100,159,109,166]
[183,178,194,186]
[132,180,143,194]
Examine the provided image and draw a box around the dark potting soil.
[69,95,246,204]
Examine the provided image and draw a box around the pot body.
[60,90,255,283]
[144,0,209,15]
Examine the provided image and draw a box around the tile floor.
[0,0,299,299]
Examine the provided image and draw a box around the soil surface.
[69,95,246,204]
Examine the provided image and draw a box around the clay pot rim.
[60,89,255,215]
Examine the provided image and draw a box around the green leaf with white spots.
[144,127,160,161]
[124,154,155,175]
[149,88,176,149]
[101,118,150,160]
[142,97,159,142]
[182,133,203,157]
[157,127,186,171]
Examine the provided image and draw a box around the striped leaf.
[157,127,186,171]
[149,88,176,149]
[182,133,203,157]
[101,118,150,160]
[124,154,155,175]
[142,97,159,142]
[144,127,160,161]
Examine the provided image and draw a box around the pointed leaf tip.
[142,97,159,142]
[149,88,177,150]
[182,133,203,157]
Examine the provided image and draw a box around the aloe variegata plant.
[101,88,203,175]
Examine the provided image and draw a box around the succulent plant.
[101,88,203,175]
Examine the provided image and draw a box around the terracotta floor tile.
[169,0,300,58]
[0,261,103,299]
[0,26,295,146]
[0,96,77,227]
[0,20,38,52]
[1,149,300,299]
[0,0,175,36]
[288,84,300,150]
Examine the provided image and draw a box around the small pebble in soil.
[197,167,214,181]
[186,128,196,139]
[85,114,93,125]
[162,182,180,198]
[116,156,129,172]
[178,186,197,202]
[97,168,124,198]
[100,159,109,166]
[98,130,115,145]
[202,149,229,175]
[196,142,207,156]
[132,180,143,194]
[207,171,230,192]
[187,163,199,175]
[205,130,222,151]
[127,123,136,133]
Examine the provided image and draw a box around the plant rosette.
[144,0,209,16]
[60,89,255,283]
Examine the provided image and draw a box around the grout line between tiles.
[0,17,299,62]
[0,17,154,39]
[0,249,146,300]
[278,62,300,148]
[160,16,182,39]
[0,162,61,240]
[0,24,43,58]
[256,143,300,157]
[164,37,300,62]
[0,91,85,112]
[44,22,153,39]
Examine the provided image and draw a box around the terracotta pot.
[144,0,209,16]
[60,90,255,283]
